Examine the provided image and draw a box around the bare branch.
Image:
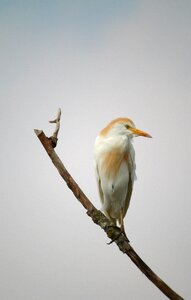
[34,110,184,300]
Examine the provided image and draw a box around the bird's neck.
[105,134,133,152]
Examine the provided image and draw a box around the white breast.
[94,134,136,221]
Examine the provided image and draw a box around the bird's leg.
[119,209,125,233]
[107,209,129,244]
[119,208,129,241]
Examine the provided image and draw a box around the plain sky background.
[1,1,191,299]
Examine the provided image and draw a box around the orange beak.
[130,127,152,138]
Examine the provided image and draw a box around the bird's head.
[100,117,152,139]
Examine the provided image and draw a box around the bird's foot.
[106,226,129,244]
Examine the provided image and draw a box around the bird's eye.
[125,125,130,129]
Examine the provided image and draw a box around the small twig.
[48,108,61,147]
[34,110,184,300]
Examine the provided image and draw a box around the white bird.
[94,117,151,233]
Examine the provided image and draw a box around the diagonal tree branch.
[34,110,184,300]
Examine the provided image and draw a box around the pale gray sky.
[0,1,190,299]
